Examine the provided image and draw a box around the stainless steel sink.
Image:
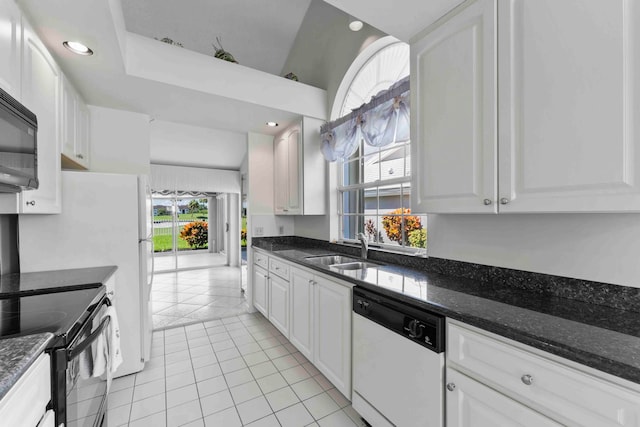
[330,261,378,271]
[304,255,362,266]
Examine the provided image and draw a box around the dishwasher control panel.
[353,286,444,353]
[403,317,437,348]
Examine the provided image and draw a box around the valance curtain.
[320,76,410,162]
[150,164,241,194]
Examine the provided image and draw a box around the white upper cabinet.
[274,117,326,215]
[274,125,301,214]
[411,0,497,213]
[19,20,61,213]
[498,0,640,212]
[0,0,22,100]
[61,75,90,170]
[412,0,640,213]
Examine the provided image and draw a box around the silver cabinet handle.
[483,199,492,205]
[26,200,35,206]
[446,383,456,392]
[500,198,510,205]
[76,154,84,159]
[521,374,534,385]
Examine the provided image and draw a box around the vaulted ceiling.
[120,0,313,76]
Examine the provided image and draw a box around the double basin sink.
[304,255,380,271]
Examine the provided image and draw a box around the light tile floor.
[152,267,250,330]
[109,313,366,427]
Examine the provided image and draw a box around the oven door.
[62,302,112,427]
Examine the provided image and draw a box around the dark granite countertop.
[0,266,117,297]
[0,333,53,401]
[252,239,640,385]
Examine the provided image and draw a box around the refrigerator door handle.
[149,240,155,298]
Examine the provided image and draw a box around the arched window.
[334,39,426,251]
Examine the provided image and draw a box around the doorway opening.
[152,192,223,272]
[150,191,248,329]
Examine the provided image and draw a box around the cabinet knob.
[107,290,115,298]
[483,199,492,205]
[76,154,84,159]
[500,198,510,205]
[521,374,534,386]
[446,383,456,392]
[26,200,35,206]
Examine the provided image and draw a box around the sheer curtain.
[320,76,410,162]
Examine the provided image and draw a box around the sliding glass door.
[153,193,220,272]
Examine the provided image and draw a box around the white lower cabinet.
[256,258,353,399]
[252,250,291,337]
[0,352,51,427]
[446,368,561,427]
[313,274,352,398]
[446,319,640,427]
[289,266,314,360]
[252,264,269,317]
[269,274,290,337]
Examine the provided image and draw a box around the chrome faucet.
[357,233,368,259]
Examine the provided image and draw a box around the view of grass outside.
[153,198,209,253]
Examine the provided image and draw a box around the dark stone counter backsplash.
[252,236,640,313]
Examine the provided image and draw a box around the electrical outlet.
[279,226,284,235]
[254,226,264,236]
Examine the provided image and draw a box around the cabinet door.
[61,75,77,157]
[0,0,22,99]
[289,267,314,359]
[286,125,302,214]
[313,275,351,398]
[75,101,90,168]
[253,266,269,317]
[411,0,497,213]
[21,22,61,213]
[274,136,288,214]
[498,0,640,212]
[446,368,562,427]
[269,274,290,337]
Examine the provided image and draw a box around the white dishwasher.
[352,287,445,427]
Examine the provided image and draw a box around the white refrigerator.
[18,171,154,377]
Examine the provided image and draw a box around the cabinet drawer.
[269,258,289,280]
[0,353,51,427]
[447,322,640,427]
[254,251,269,269]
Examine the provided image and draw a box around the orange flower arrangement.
[381,208,422,244]
[180,221,208,249]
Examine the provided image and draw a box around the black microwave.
[0,87,38,192]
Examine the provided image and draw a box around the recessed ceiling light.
[349,18,364,32]
[266,122,279,127]
[63,41,94,56]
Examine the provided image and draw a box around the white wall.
[428,214,640,288]
[280,0,385,116]
[89,106,150,174]
[150,120,247,169]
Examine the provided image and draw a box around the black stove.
[0,273,109,427]
[0,288,105,347]
[0,267,109,297]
